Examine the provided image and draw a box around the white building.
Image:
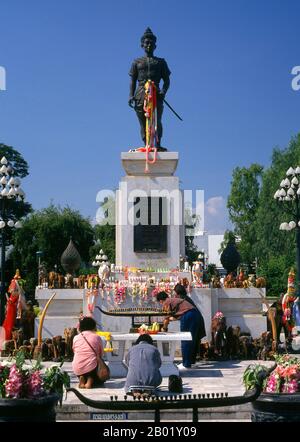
[193,232,224,268]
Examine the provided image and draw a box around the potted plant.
[243,354,300,422]
[0,351,70,422]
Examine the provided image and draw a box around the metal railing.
[67,382,263,423]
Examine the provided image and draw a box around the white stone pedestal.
[35,288,83,338]
[188,287,267,339]
[116,152,185,270]
[34,286,267,343]
[216,287,267,338]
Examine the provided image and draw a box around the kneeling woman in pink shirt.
[72,316,103,389]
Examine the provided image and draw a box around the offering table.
[102,331,192,377]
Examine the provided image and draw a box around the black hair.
[135,334,154,345]
[141,27,157,45]
[174,284,187,299]
[156,291,169,302]
[79,316,97,332]
[174,283,198,310]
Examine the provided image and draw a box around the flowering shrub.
[243,354,300,394]
[0,351,70,401]
[264,355,300,394]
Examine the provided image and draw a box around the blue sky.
[0,0,299,233]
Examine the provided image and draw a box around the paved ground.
[2,333,299,422]
[56,333,300,422]
[53,358,275,422]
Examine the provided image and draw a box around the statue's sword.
[163,98,183,121]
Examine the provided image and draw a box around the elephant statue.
[267,297,293,351]
[210,313,227,358]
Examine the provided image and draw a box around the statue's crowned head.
[141,27,157,45]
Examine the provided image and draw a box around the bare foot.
[85,376,94,389]
[79,376,86,388]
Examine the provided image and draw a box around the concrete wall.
[35,287,266,340]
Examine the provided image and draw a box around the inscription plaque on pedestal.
[134,197,167,253]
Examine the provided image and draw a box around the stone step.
[57,419,251,422]
[56,403,252,422]
[42,359,275,422]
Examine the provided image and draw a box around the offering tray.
[96,306,170,328]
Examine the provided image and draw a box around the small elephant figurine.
[98,263,110,281]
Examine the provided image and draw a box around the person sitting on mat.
[72,316,104,389]
[124,333,162,398]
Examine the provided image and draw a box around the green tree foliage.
[257,255,291,297]
[227,164,263,266]
[218,230,237,254]
[0,143,30,178]
[254,135,300,295]
[185,235,199,264]
[12,205,94,295]
[91,224,116,264]
[90,194,116,264]
[227,133,300,295]
[256,135,300,264]
[0,144,32,245]
[184,203,201,263]
[206,263,218,278]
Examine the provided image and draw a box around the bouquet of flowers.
[0,351,70,403]
[243,354,300,394]
[213,311,225,320]
[264,355,300,393]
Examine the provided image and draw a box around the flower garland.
[84,278,184,309]
[85,288,99,313]
[114,284,126,304]
[140,282,148,302]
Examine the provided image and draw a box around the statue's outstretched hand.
[128,97,135,108]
